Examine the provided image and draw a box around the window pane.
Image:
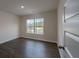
[26,18,44,34]
[27,19,34,26]
[35,27,44,34]
[35,18,44,27]
[27,26,34,33]
[26,19,34,33]
[35,18,44,34]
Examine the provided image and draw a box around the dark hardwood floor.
[0,38,60,58]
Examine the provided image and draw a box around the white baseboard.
[38,38,57,44]
[23,37,57,44]
[65,47,73,58]
[0,37,18,44]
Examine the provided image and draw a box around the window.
[26,18,44,34]
[27,19,34,34]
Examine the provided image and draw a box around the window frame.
[26,18,44,35]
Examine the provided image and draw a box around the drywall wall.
[0,11,19,44]
[19,10,57,43]
[57,0,67,47]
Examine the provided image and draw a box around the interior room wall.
[0,11,19,44]
[57,0,67,47]
[19,10,58,43]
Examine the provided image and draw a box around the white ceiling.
[0,0,58,15]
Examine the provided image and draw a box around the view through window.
[26,18,44,34]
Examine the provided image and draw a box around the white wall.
[19,10,57,43]
[0,11,19,44]
[57,0,67,47]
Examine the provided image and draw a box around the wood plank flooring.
[0,38,60,58]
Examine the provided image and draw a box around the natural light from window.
[26,18,44,35]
